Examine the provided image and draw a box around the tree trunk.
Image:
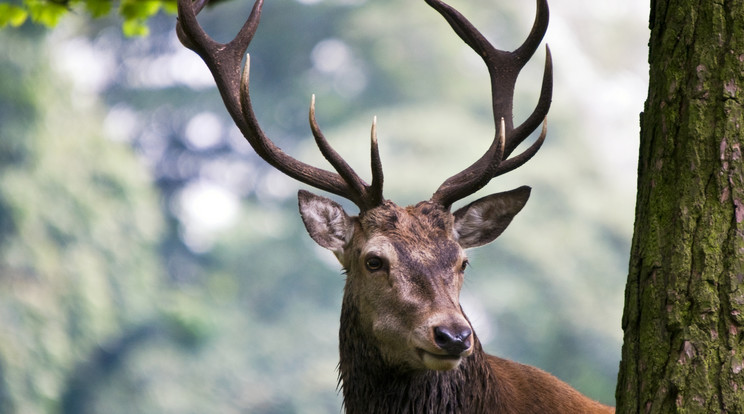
[616,0,744,412]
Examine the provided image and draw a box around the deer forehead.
[359,201,455,236]
[355,203,465,271]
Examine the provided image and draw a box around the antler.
[175,0,384,210]
[426,0,553,210]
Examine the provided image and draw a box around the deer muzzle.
[413,316,474,371]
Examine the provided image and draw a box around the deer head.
[176,0,551,372]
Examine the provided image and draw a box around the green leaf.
[119,0,160,20]
[122,18,149,37]
[84,0,112,18]
[0,4,28,27]
[26,1,67,27]
[119,0,170,37]
[161,0,177,15]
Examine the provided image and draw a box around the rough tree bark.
[616,0,744,412]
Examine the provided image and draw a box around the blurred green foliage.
[0,26,165,413]
[0,0,642,412]
[0,0,177,35]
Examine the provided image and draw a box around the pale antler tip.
[496,117,506,161]
[309,94,318,117]
[240,54,251,91]
[371,116,378,144]
[309,94,318,125]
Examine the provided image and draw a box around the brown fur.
[330,201,615,413]
[338,294,614,413]
[338,298,498,414]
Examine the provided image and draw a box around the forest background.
[0,0,647,412]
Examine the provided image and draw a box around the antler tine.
[513,0,550,71]
[431,118,508,206]
[492,117,547,177]
[507,44,553,155]
[176,0,384,210]
[176,0,262,91]
[427,0,553,209]
[309,95,374,205]
[175,0,211,52]
[308,100,384,207]
[369,117,385,206]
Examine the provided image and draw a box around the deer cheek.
[367,314,412,361]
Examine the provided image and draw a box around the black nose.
[433,325,472,355]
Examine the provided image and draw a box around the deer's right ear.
[298,190,353,255]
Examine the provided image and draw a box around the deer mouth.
[416,348,465,371]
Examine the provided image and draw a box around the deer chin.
[415,346,473,371]
[419,349,462,371]
[417,348,465,371]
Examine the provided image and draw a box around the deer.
[176,0,615,412]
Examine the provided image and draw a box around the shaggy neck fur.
[338,296,504,414]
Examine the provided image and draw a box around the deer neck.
[337,297,501,414]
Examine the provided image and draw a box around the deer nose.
[433,325,472,355]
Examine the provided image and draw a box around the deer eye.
[365,256,385,272]
[460,259,469,272]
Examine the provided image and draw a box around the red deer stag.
[176,0,614,412]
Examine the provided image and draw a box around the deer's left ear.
[298,190,354,257]
[453,186,531,249]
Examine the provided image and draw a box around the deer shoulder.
[486,356,615,413]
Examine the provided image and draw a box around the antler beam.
[176,0,384,210]
[176,0,550,212]
[427,0,553,209]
